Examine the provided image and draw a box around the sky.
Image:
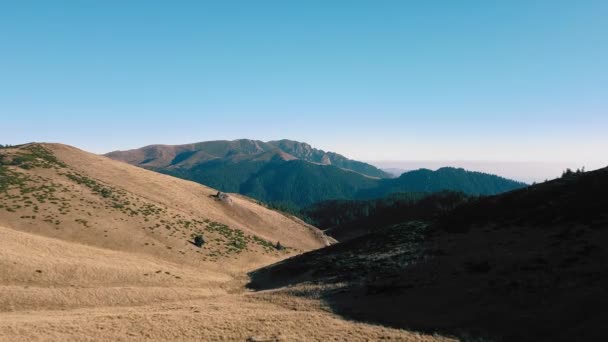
[1,1,607,180]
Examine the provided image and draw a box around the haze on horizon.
[1,1,606,180]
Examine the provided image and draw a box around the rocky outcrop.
[214,191,233,205]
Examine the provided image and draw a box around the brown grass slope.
[0,143,330,306]
[0,224,229,311]
[1,223,454,341]
[0,143,453,341]
[3,143,329,253]
[249,167,608,342]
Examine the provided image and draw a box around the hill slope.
[301,191,472,241]
[361,167,527,198]
[249,167,608,341]
[0,143,456,341]
[245,166,524,207]
[239,160,380,207]
[0,143,331,309]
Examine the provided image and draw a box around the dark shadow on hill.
[300,191,472,242]
[248,167,608,342]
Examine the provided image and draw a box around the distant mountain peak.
[106,139,391,179]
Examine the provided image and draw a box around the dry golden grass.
[0,291,457,342]
[0,224,228,312]
[0,143,330,273]
[0,144,453,341]
[0,223,455,341]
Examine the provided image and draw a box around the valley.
[1,143,605,341]
[4,2,605,340]
[0,143,452,341]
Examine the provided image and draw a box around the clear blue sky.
[1,1,606,168]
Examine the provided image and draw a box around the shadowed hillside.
[249,166,608,341]
[301,191,472,241]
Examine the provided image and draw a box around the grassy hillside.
[0,144,331,275]
[0,143,455,341]
[249,167,608,341]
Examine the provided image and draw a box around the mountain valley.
[0,143,453,341]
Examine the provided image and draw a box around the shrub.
[100,188,112,198]
[275,241,284,250]
[194,235,205,248]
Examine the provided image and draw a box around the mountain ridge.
[106,140,526,207]
[106,139,391,179]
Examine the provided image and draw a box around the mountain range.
[106,139,527,207]
[106,139,390,178]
